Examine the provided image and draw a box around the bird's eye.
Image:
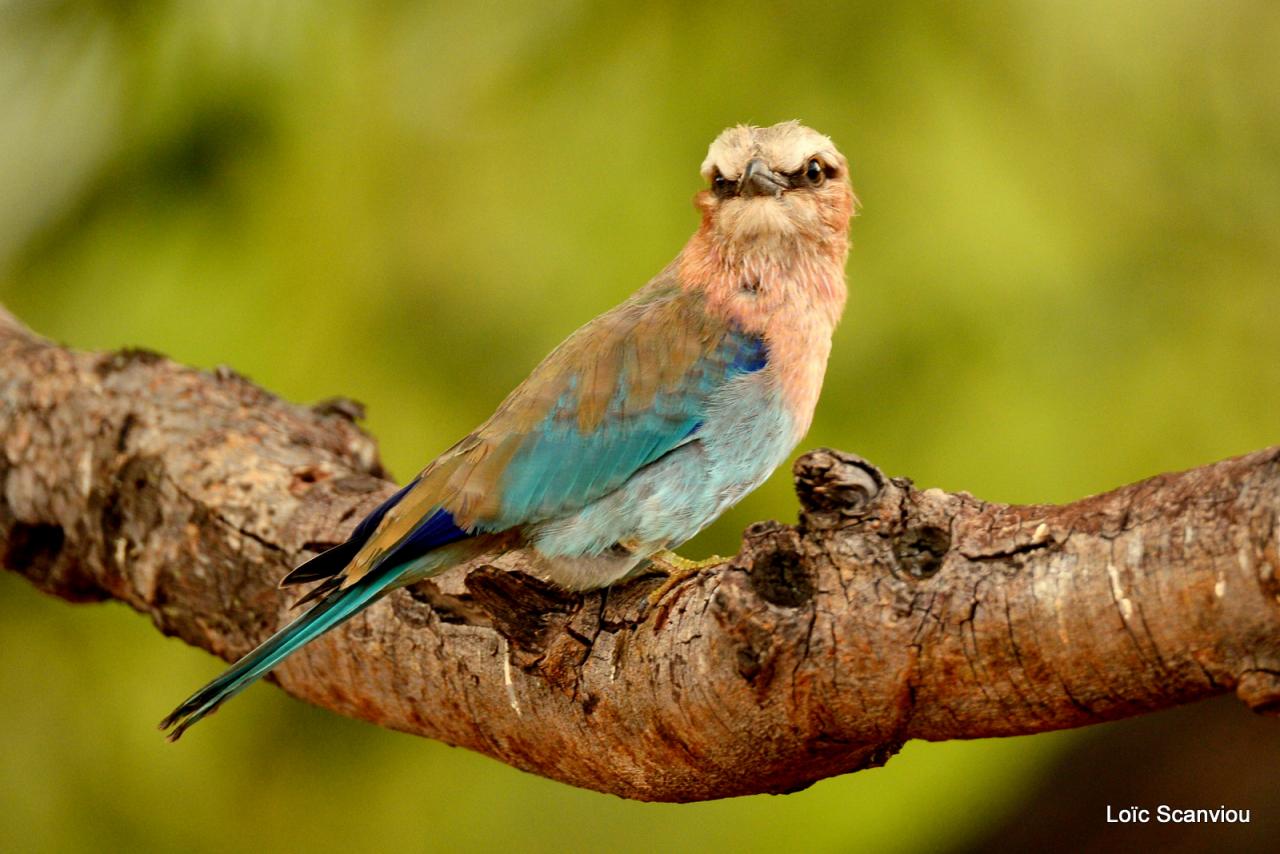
[805,158,825,186]
[711,170,734,198]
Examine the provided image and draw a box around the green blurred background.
[1,1,1278,852]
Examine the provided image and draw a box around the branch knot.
[794,448,885,527]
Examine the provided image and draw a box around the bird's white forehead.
[700,121,841,180]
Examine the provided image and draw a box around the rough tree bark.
[2,302,1278,802]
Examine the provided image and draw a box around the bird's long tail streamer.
[158,568,400,741]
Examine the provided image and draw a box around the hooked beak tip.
[739,158,785,198]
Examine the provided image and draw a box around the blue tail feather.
[159,567,402,740]
[162,483,472,740]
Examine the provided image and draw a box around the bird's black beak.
[739,158,786,198]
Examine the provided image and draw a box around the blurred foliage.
[1,1,1278,851]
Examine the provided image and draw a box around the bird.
[160,120,856,740]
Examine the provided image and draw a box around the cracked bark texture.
[2,302,1279,802]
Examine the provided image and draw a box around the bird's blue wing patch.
[374,506,469,570]
[282,476,471,586]
[489,326,767,528]
[281,478,422,586]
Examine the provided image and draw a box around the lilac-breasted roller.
[161,121,855,739]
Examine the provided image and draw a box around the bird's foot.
[645,550,726,605]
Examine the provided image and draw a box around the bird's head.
[694,121,855,263]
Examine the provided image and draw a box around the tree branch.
[2,304,1278,802]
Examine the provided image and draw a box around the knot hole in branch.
[742,522,814,607]
[794,448,885,527]
[892,525,950,580]
[463,567,581,655]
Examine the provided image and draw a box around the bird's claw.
[645,549,725,606]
